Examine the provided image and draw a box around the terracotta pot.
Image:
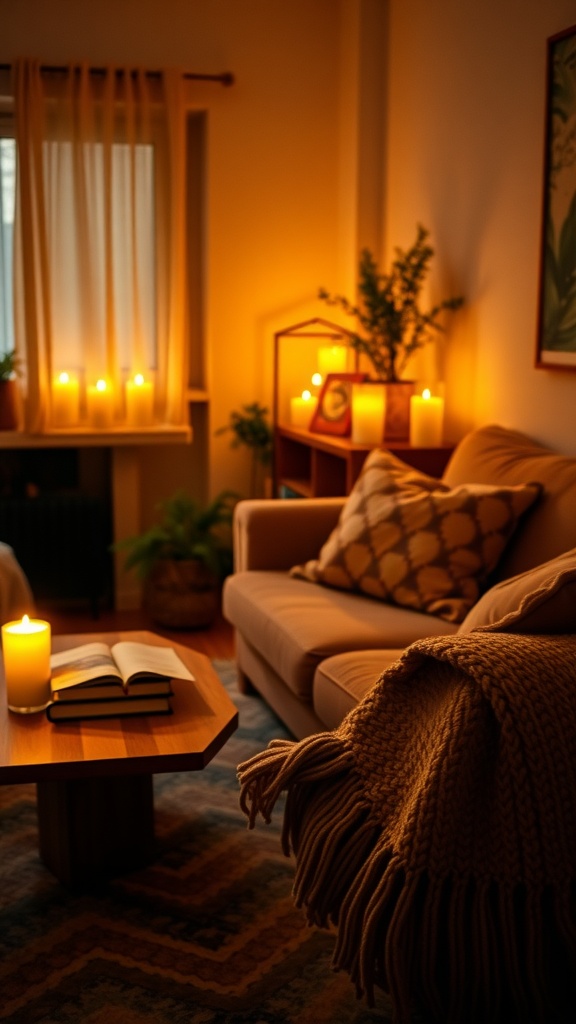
[383,380,415,442]
[0,379,20,431]
[144,559,219,629]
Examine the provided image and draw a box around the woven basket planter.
[143,558,219,629]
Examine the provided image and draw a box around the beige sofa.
[223,424,576,739]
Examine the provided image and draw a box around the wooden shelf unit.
[274,425,454,497]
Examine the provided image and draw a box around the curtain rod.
[0,63,235,86]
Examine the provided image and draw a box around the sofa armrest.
[233,497,345,572]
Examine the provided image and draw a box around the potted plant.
[0,350,22,431]
[318,224,463,439]
[215,401,273,497]
[115,490,238,629]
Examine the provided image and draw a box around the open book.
[48,640,195,721]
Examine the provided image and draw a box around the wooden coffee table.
[0,630,239,886]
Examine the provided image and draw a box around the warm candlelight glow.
[317,345,347,378]
[410,390,444,447]
[290,389,314,428]
[2,615,51,713]
[52,371,80,427]
[87,378,114,429]
[126,373,154,428]
[311,372,323,387]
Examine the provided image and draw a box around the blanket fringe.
[237,727,576,1024]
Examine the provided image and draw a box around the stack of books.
[46,640,195,722]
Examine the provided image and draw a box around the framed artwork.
[536,24,576,371]
[309,372,366,436]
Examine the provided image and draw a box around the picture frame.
[536,23,576,371]
[309,372,366,436]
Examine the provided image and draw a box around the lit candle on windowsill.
[409,389,444,447]
[87,379,114,429]
[290,389,314,428]
[51,372,80,427]
[125,373,154,428]
[1,615,51,713]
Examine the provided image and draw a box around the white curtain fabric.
[13,58,188,432]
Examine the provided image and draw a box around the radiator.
[0,493,111,612]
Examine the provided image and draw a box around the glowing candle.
[317,345,348,378]
[290,390,314,428]
[1,615,51,713]
[87,379,114,429]
[52,372,80,427]
[125,373,154,428]
[351,382,385,445]
[410,389,444,447]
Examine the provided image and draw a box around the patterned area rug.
[0,660,394,1024]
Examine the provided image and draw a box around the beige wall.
[386,0,576,454]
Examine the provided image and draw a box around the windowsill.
[0,425,192,448]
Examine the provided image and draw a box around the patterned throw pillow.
[290,449,541,623]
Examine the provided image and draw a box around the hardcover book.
[46,640,195,722]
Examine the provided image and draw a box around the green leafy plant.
[215,402,273,497]
[318,225,463,382]
[0,350,22,382]
[115,489,238,583]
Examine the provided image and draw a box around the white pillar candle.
[317,345,348,379]
[2,615,51,713]
[290,390,314,428]
[410,389,444,447]
[351,382,385,445]
[87,379,114,429]
[52,372,80,427]
[126,374,154,428]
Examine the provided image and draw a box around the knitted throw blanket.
[237,632,576,1024]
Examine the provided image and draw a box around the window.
[0,137,15,357]
[11,60,190,431]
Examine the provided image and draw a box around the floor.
[34,599,236,662]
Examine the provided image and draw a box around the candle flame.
[134,373,145,386]
[22,614,30,627]
[96,379,107,392]
[311,373,322,387]
[58,372,70,384]
[422,388,431,400]
[302,390,312,401]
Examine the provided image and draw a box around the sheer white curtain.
[13,58,188,432]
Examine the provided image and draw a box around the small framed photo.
[536,23,576,371]
[309,372,366,436]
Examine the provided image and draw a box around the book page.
[50,642,123,693]
[111,641,195,684]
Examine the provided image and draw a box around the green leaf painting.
[541,27,576,360]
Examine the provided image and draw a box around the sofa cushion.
[222,569,456,702]
[458,547,576,634]
[443,424,576,580]
[313,649,404,730]
[290,448,541,624]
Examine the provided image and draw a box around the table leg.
[36,774,155,887]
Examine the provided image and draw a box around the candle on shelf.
[1,615,51,713]
[290,389,314,428]
[125,373,154,428]
[317,345,347,379]
[351,382,385,445]
[409,389,444,447]
[52,372,80,427]
[87,378,114,429]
